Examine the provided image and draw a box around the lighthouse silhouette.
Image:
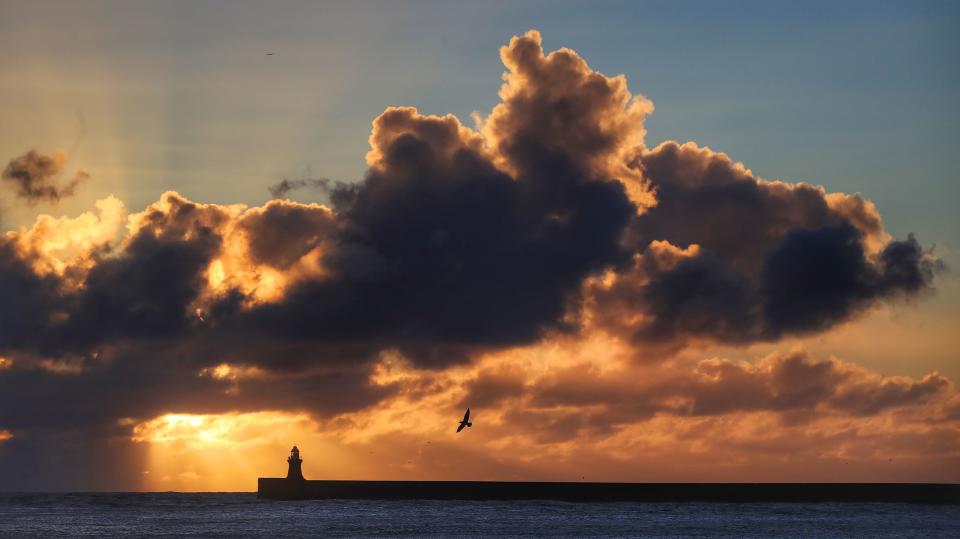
[286,446,305,480]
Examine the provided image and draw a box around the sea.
[0,493,958,538]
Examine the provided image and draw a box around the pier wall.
[257,479,959,504]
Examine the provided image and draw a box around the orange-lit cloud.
[4,195,125,283]
[311,339,960,482]
[198,362,268,395]
[198,363,267,382]
[480,30,655,209]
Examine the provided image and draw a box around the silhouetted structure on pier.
[286,446,304,481]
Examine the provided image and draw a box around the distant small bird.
[456,408,472,433]
[266,52,274,56]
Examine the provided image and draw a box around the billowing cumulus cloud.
[636,141,889,268]
[0,31,954,489]
[480,30,654,208]
[247,100,634,363]
[585,142,943,352]
[588,224,941,352]
[2,149,88,204]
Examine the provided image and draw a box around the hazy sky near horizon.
[1,1,958,490]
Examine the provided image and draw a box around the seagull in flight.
[456,408,472,433]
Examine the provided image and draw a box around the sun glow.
[129,411,358,491]
[132,411,316,448]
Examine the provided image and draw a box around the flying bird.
[456,408,472,433]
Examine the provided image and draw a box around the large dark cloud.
[0,32,644,444]
[592,224,941,347]
[633,141,887,272]
[762,225,938,334]
[0,30,946,471]
[1,32,935,371]
[245,108,634,360]
[588,141,943,349]
[232,32,653,358]
[2,149,87,204]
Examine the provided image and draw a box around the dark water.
[0,493,958,538]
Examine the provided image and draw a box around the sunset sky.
[1,1,958,492]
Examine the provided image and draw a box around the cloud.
[586,142,944,350]
[0,32,939,368]
[761,225,941,334]
[2,149,88,204]
[509,347,954,425]
[52,195,227,354]
[241,99,636,365]
[458,364,528,409]
[480,30,654,208]
[323,341,959,481]
[634,141,890,270]
[237,199,336,269]
[0,30,952,486]
[655,225,939,343]
[268,177,333,199]
[683,349,951,416]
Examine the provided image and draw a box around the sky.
[0,0,958,491]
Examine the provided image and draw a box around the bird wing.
[456,422,466,433]
[463,408,470,422]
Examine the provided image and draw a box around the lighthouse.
[286,445,305,480]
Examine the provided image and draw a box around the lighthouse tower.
[286,445,305,480]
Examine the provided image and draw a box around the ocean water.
[0,493,958,538]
